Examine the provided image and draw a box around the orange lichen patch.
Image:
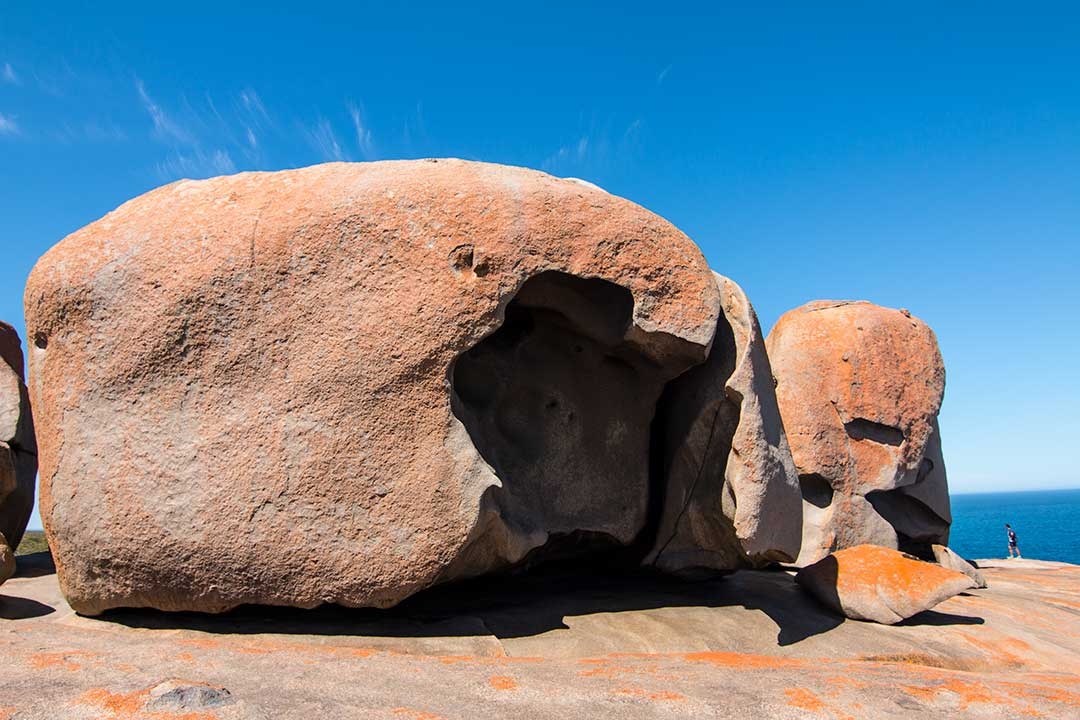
[957,632,1029,668]
[77,687,216,720]
[784,687,826,712]
[391,709,447,720]
[997,680,1080,707]
[28,650,98,671]
[0,707,16,720]
[900,678,1020,712]
[859,653,979,671]
[829,545,970,599]
[175,653,195,662]
[614,687,686,702]
[824,675,870,691]
[488,675,517,691]
[683,651,804,670]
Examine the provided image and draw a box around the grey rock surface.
[0,320,35,558]
[646,274,802,573]
[933,543,988,588]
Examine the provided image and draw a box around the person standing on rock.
[1005,524,1022,558]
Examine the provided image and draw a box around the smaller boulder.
[796,544,975,624]
[0,531,13,585]
[932,544,987,588]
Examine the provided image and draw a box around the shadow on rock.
[0,594,55,619]
[93,564,848,646]
[15,550,56,578]
[896,609,984,627]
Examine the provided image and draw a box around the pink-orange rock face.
[25,160,797,614]
[766,301,949,566]
[796,544,974,624]
[0,320,35,560]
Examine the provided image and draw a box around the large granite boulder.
[26,159,799,615]
[646,274,801,573]
[796,544,975,624]
[766,301,950,565]
[0,320,35,566]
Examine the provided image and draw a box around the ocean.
[948,488,1080,565]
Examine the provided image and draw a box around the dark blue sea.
[948,488,1080,565]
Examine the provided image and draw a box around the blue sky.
[2,3,1079,532]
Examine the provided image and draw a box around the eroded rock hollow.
[766,301,951,566]
[25,159,801,614]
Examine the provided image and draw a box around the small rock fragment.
[932,544,987,588]
[147,680,234,710]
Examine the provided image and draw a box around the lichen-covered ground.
[2,555,1078,718]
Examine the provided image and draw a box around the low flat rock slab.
[796,544,976,624]
[3,558,1080,718]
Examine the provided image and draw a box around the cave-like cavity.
[450,271,681,568]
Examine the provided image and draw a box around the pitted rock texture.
[0,320,36,560]
[646,274,801,573]
[796,544,975,624]
[766,300,950,566]
[25,159,799,614]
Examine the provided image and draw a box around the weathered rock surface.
[25,159,797,615]
[646,274,801,573]
[0,321,35,559]
[934,543,988,588]
[766,300,950,565]
[2,554,1078,718]
[796,544,975,624]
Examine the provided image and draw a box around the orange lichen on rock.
[784,687,827,712]
[28,650,98,671]
[488,675,518,691]
[614,687,686,702]
[391,709,448,720]
[796,544,975,624]
[682,651,804,670]
[77,687,216,720]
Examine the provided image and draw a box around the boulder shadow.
[15,550,57,578]
[0,594,55,619]
[96,563,846,647]
[896,609,985,627]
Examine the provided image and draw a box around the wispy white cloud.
[156,148,236,180]
[0,113,19,135]
[305,117,346,161]
[657,64,673,85]
[2,63,18,85]
[347,102,375,159]
[239,88,268,120]
[543,135,591,170]
[136,77,195,145]
[245,127,258,150]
